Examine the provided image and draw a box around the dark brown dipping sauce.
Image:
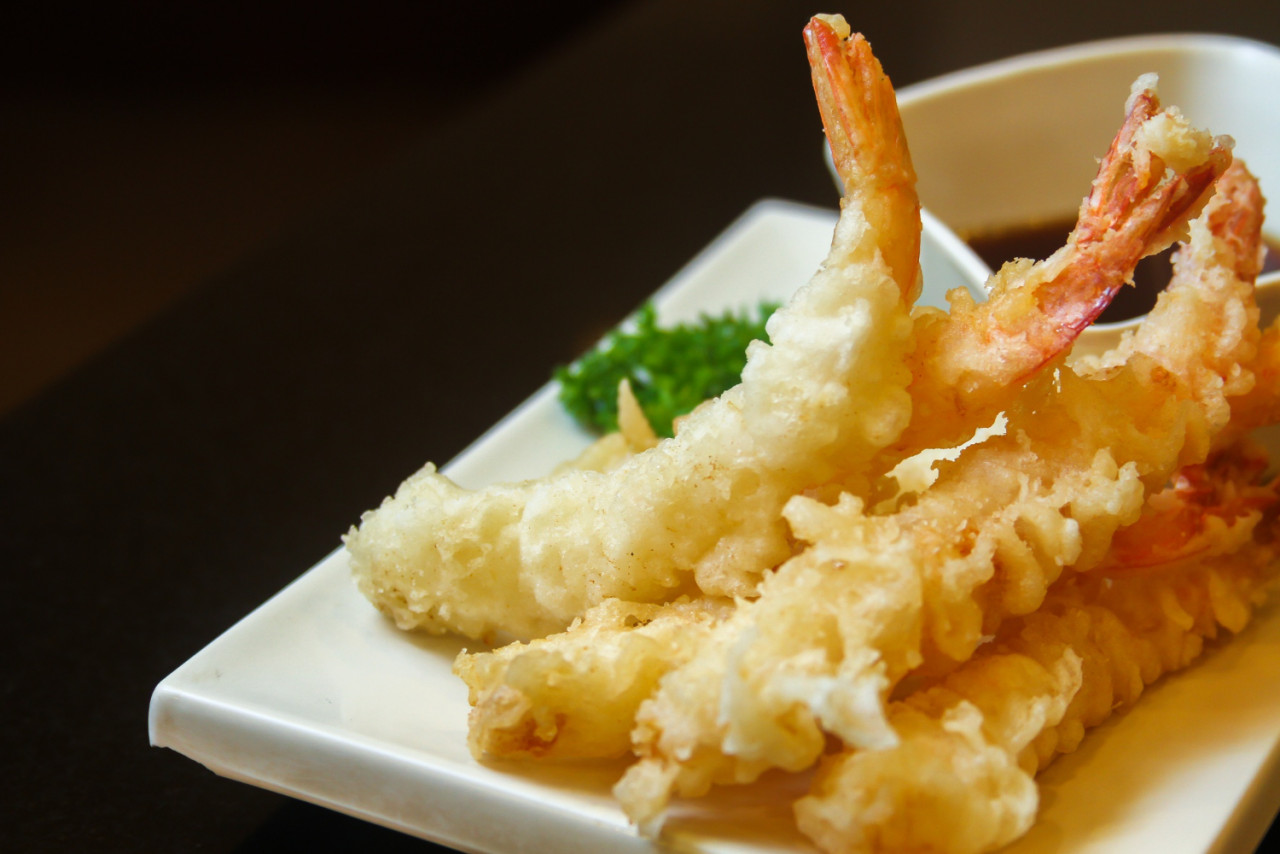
[965,219,1280,324]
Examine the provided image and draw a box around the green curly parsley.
[554,301,780,438]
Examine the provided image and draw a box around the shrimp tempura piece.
[893,73,1231,459]
[614,156,1264,831]
[344,18,921,643]
[796,445,1280,854]
[453,19,1232,778]
[454,597,731,760]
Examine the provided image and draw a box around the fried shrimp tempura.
[450,21,1234,780]
[454,597,731,760]
[898,162,1264,665]
[797,649,1080,854]
[344,18,921,643]
[796,555,1276,854]
[926,158,1266,652]
[352,11,1278,854]
[796,446,1280,854]
[1216,324,1280,448]
[613,155,1266,833]
[887,73,1230,465]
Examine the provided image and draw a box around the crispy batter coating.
[454,597,730,760]
[796,458,1279,853]
[889,75,1230,468]
[349,13,1278,854]
[612,159,1267,830]
[344,22,920,643]
[614,496,922,830]
[796,654,1078,854]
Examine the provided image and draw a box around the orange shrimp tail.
[1077,87,1220,248]
[804,16,920,303]
[804,19,912,194]
[1037,84,1233,341]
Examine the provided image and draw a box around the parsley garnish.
[554,301,780,438]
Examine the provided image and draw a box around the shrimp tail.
[901,75,1234,459]
[1079,84,1226,249]
[805,16,921,303]
[1048,78,1234,339]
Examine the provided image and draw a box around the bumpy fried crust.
[1215,322,1280,447]
[352,15,1276,854]
[345,27,919,641]
[796,468,1279,854]
[455,597,730,760]
[616,495,923,828]
[886,75,1230,469]
[1073,160,1264,425]
[613,161,1266,830]
[796,655,1078,854]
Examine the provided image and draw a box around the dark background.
[3,1,1279,851]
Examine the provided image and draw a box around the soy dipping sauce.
[965,219,1280,324]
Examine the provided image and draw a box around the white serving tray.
[151,198,1280,854]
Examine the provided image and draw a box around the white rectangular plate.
[150,199,1280,853]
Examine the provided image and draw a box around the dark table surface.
[5,0,1280,851]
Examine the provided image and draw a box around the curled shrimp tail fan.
[804,14,920,302]
[1036,80,1232,342]
[804,19,914,196]
[1079,82,1232,253]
